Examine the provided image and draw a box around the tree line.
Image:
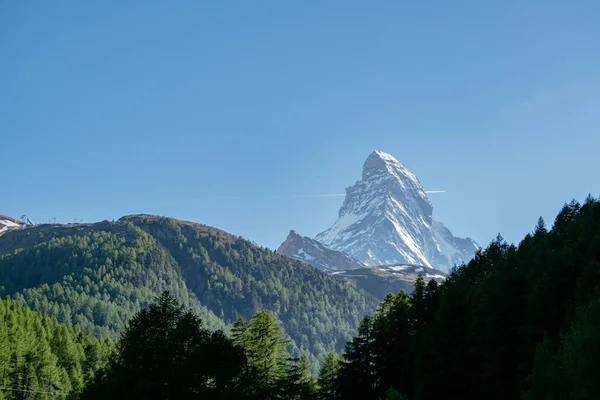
[336,196,600,399]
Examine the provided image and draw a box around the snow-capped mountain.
[277,230,364,271]
[313,151,478,272]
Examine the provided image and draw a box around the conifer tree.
[79,291,243,400]
[317,351,341,400]
[282,352,317,400]
[338,316,376,399]
[232,310,293,399]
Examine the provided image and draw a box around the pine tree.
[409,275,426,333]
[79,291,244,400]
[232,310,292,399]
[338,316,376,399]
[378,388,408,400]
[282,352,317,400]
[317,351,341,400]
[0,298,108,400]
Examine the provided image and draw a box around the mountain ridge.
[277,230,364,271]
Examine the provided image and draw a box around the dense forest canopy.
[0,297,113,400]
[0,216,378,370]
[337,196,600,400]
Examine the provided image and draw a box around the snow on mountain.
[332,263,447,285]
[314,151,478,272]
[0,215,21,236]
[327,263,447,299]
[277,228,449,299]
[277,230,364,271]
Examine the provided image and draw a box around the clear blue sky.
[2,0,599,250]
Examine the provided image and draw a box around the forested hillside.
[0,216,378,368]
[124,215,377,360]
[337,196,600,400]
[2,197,599,399]
[0,221,226,337]
[0,297,113,399]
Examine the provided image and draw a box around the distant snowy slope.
[0,215,21,236]
[314,151,478,272]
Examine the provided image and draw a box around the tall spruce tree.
[338,316,376,399]
[232,311,293,399]
[317,351,341,400]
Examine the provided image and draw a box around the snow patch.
[0,219,21,236]
[296,249,315,261]
[317,213,361,245]
[426,273,446,280]
[1,219,19,228]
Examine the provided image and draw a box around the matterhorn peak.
[313,151,478,272]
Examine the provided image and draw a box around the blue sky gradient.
[2,0,599,249]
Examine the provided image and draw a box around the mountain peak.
[362,150,419,184]
[370,150,402,164]
[363,150,398,179]
[314,151,478,272]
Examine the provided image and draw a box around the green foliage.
[79,291,243,399]
[526,297,600,400]
[338,196,600,400]
[128,215,378,366]
[317,352,341,400]
[232,310,298,399]
[379,388,408,400]
[78,293,323,399]
[0,223,226,338]
[233,312,287,397]
[282,352,318,400]
[0,216,377,370]
[0,297,112,400]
